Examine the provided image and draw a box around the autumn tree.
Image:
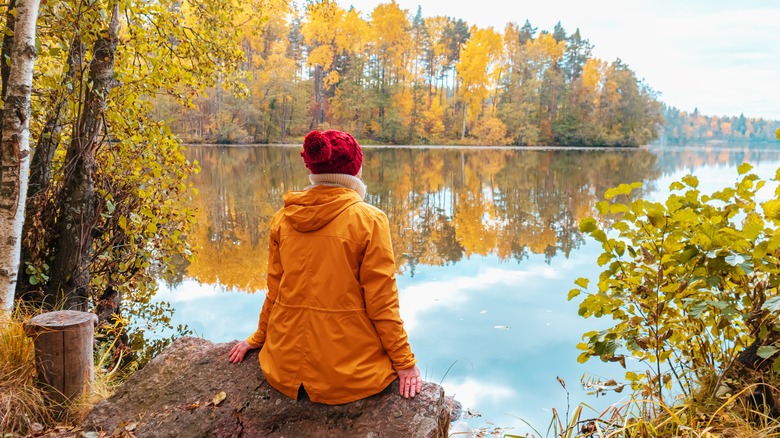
[597,59,663,146]
[328,7,373,137]
[302,0,345,128]
[455,26,503,139]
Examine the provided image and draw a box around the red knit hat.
[301,130,363,176]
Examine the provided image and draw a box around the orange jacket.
[247,185,416,405]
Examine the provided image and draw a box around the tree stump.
[23,310,98,409]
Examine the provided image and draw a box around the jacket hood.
[282,185,363,232]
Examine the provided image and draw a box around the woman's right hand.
[229,340,252,363]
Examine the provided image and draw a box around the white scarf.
[308,173,367,200]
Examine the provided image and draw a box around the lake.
[155,143,780,435]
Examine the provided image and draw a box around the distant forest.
[153,1,778,146]
[660,107,779,145]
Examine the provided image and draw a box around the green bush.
[570,163,780,403]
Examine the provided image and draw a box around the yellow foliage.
[424,16,452,80]
[456,26,503,123]
[307,45,337,70]
[524,32,566,80]
[470,117,510,146]
[336,8,371,54]
[370,1,411,81]
[302,0,345,69]
[420,93,446,139]
[580,58,605,93]
[391,88,414,127]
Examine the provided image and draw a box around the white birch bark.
[0,0,41,312]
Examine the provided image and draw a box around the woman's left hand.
[396,365,422,398]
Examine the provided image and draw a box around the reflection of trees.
[184,147,307,292]
[182,146,661,287]
[651,144,780,176]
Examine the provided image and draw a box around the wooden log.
[23,310,98,408]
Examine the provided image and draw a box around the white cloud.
[398,264,559,331]
[441,377,515,412]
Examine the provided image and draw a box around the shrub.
[569,164,780,404]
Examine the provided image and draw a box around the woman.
[229,129,422,404]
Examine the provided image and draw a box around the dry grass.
[527,375,780,438]
[0,311,53,436]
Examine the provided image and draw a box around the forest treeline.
[660,106,780,145]
[155,0,669,147]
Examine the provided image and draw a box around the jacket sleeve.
[246,216,282,348]
[360,211,417,370]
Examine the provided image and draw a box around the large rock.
[84,337,450,437]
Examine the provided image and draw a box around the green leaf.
[757,346,778,359]
[676,246,699,264]
[765,296,780,313]
[689,300,708,318]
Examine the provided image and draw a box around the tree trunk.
[16,38,85,303]
[0,0,17,114]
[0,0,41,312]
[45,4,119,311]
[460,102,467,139]
[27,37,84,197]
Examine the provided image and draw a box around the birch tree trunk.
[0,0,41,313]
[45,4,119,310]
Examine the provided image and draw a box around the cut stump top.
[24,310,98,335]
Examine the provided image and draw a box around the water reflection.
[183,146,665,289]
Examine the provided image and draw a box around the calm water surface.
[155,144,780,435]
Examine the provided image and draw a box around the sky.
[333,0,780,121]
